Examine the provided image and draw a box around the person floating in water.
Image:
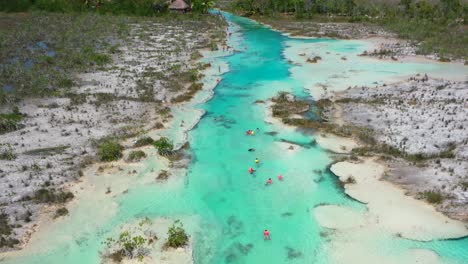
[255,158,260,166]
[266,178,272,185]
[264,229,270,240]
[278,174,283,181]
[246,130,252,135]
[248,167,254,174]
[248,148,255,152]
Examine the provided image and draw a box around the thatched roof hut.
[169,0,191,12]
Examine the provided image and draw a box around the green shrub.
[0,144,16,160]
[54,207,69,218]
[105,231,147,260]
[165,220,188,248]
[153,137,174,156]
[33,188,74,203]
[134,136,154,147]
[127,150,146,162]
[0,110,23,134]
[0,211,20,247]
[420,190,444,204]
[98,140,123,162]
[0,211,12,236]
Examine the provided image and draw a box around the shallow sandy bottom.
[330,158,468,241]
[315,133,358,154]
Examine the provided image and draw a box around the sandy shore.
[331,158,468,241]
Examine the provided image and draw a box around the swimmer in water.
[248,148,255,152]
[264,229,270,240]
[278,174,283,181]
[266,178,272,185]
[248,167,254,174]
[255,158,259,165]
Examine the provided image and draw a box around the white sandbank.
[330,158,468,241]
[314,205,366,229]
[315,133,358,154]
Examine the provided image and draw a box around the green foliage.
[192,0,215,14]
[0,13,130,104]
[165,220,188,248]
[420,190,444,204]
[0,210,20,248]
[0,211,12,236]
[153,137,174,156]
[134,136,154,147]
[0,108,23,134]
[128,150,147,162]
[54,207,69,218]
[0,144,16,160]
[0,0,170,16]
[106,231,147,260]
[98,139,123,162]
[33,188,74,203]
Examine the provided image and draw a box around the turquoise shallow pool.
[4,12,468,264]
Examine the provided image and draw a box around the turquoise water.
[3,12,468,264]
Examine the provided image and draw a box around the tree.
[192,0,215,13]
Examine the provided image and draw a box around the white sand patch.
[314,205,366,229]
[315,133,358,154]
[330,158,468,241]
[325,227,445,264]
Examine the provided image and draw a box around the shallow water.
[4,12,468,264]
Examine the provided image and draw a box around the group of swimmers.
[246,129,284,240]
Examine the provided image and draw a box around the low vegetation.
[165,220,188,248]
[127,150,147,162]
[134,136,155,147]
[105,230,148,262]
[0,109,23,134]
[0,211,20,248]
[271,91,310,118]
[153,137,174,156]
[54,207,69,218]
[0,143,16,160]
[97,139,123,162]
[419,190,444,204]
[33,188,74,204]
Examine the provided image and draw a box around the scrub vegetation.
[0,4,226,249]
[165,220,189,248]
[97,139,124,162]
[231,0,468,59]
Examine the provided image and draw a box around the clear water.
[3,12,468,264]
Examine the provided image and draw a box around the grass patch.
[0,109,24,134]
[419,190,444,204]
[127,150,146,162]
[134,136,154,147]
[171,82,203,103]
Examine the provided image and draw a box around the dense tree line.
[232,0,467,20]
